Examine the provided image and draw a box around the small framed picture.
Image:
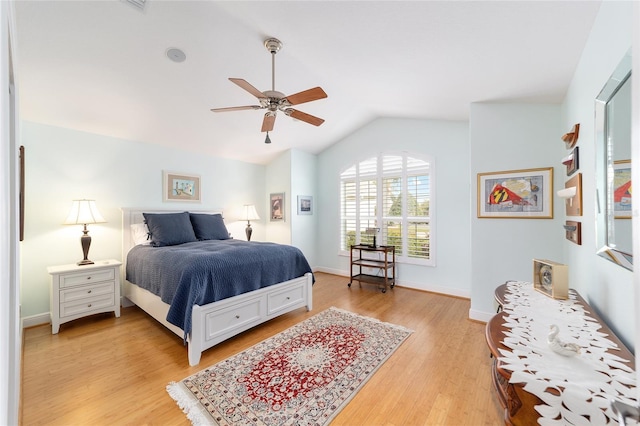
[297,195,313,215]
[270,193,285,221]
[163,171,201,202]
[565,146,579,176]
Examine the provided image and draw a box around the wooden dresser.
[486,282,636,425]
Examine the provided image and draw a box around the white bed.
[121,208,313,366]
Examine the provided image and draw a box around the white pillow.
[131,223,151,246]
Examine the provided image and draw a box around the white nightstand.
[47,259,122,334]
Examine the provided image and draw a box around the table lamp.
[64,199,106,265]
[243,204,260,241]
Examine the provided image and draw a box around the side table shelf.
[349,245,396,293]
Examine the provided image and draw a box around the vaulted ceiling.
[14,1,601,164]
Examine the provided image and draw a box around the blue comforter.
[125,239,313,338]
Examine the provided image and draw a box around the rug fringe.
[328,306,415,334]
[167,381,214,426]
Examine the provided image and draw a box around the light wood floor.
[21,272,503,425]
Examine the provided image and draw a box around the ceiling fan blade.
[211,105,261,112]
[229,78,266,99]
[285,109,325,126]
[261,113,276,132]
[285,87,327,105]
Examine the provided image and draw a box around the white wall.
[20,121,266,321]
[290,149,317,267]
[469,104,562,322]
[560,0,634,349]
[316,117,471,296]
[265,150,292,245]
[2,1,20,423]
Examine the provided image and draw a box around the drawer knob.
[286,296,291,300]
[87,304,92,308]
[86,276,92,280]
[235,315,240,319]
[87,290,92,294]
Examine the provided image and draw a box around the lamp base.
[78,227,94,266]
[245,222,253,241]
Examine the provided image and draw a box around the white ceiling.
[14,1,601,165]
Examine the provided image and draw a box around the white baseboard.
[21,296,134,328]
[22,312,50,329]
[468,308,495,323]
[313,267,471,299]
[314,266,348,277]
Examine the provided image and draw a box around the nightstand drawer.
[60,293,115,318]
[60,282,115,304]
[60,268,115,288]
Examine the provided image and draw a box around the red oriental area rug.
[167,307,413,425]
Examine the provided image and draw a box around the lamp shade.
[244,204,260,221]
[64,199,106,225]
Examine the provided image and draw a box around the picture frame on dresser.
[477,167,553,219]
[163,171,201,203]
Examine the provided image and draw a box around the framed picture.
[163,171,201,202]
[270,193,285,221]
[297,195,313,215]
[613,160,631,219]
[477,167,553,219]
[565,146,579,176]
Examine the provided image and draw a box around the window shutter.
[340,153,433,263]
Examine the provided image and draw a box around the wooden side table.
[47,259,122,334]
[349,245,396,293]
[486,282,635,425]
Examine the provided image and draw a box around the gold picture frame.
[477,167,553,218]
[163,171,201,203]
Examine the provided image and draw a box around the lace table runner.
[498,281,637,425]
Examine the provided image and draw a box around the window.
[340,153,434,265]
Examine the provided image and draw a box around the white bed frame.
[121,208,313,366]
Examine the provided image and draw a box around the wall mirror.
[595,50,632,271]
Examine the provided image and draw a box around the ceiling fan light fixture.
[264,132,272,144]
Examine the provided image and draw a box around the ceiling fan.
[211,38,327,134]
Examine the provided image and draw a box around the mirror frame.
[595,51,632,271]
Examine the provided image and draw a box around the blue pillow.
[189,213,230,240]
[143,212,197,247]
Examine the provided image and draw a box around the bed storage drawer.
[267,281,305,315]
[203,297,263,341]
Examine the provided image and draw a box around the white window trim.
[339,151,436,267]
